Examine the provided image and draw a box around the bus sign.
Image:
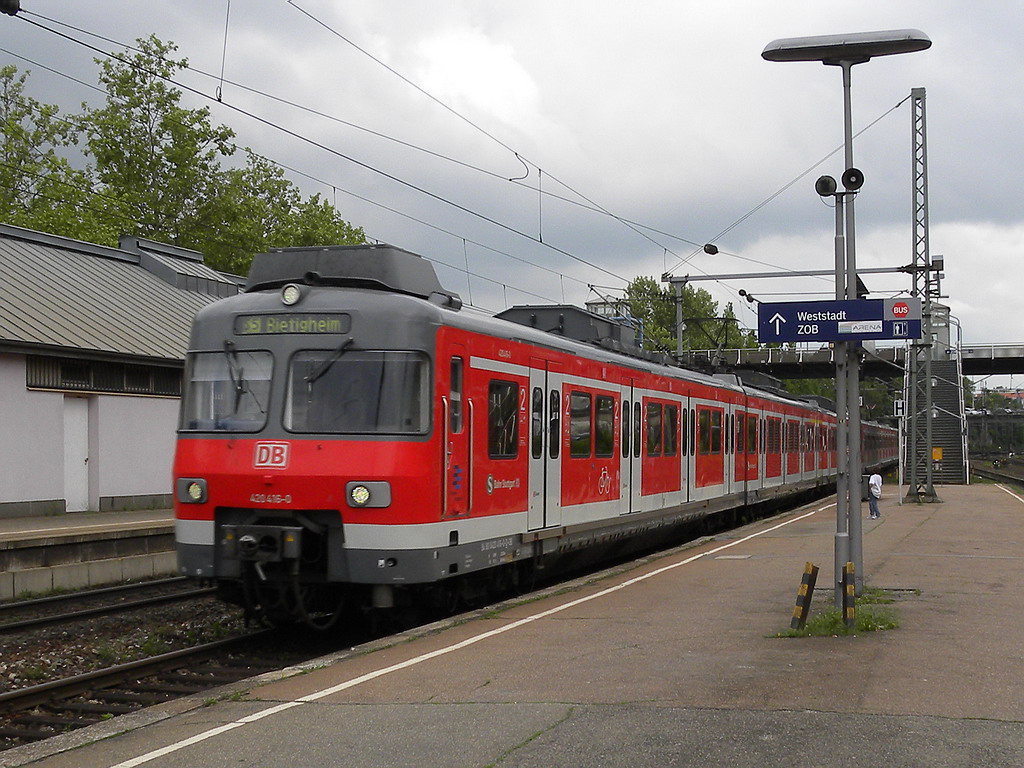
[757,298,923,343]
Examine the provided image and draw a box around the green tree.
[0,65,110,241]
[80,36,366,273]
[622,276,756,353]
[205,152,365,274]
[82,35,237,251]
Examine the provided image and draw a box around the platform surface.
[0,509,173,543]
[6,483,1024,768]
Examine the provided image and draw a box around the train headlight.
[176,477,208,504]
[345,481,392,508]
[349,485,371,507]
[281,283,303,306]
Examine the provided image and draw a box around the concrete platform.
[6,484,1024,767]
[0,509,175,600]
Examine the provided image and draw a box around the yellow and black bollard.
[842,561,856,629]
[791,561,819,630]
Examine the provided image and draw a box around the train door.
[619,379,643,514]
[528,360,562,530]
[681,396,691,506]
[442,348,468,524]
[722,404,734,497]
[747,406,762,491]
[733,409,747,497]
[443,346,470,519]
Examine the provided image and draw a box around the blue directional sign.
[757,298,922,343]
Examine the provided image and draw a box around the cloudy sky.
[5,1,1023,380]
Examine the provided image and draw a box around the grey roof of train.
[0,224,240,364]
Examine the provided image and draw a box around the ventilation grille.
[26,356,181,396]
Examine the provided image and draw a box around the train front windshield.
[285,350,430,434]
[179,350,272,432]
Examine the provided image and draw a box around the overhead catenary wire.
[16,12,633,290]
[215,0,230,101]
[0,50,569,311]
[9,9,913,323]
[0,42,587,294]
[282,1,690,261]
[7,21,633,320]
[666,94,914,274]
[16,6,810,305]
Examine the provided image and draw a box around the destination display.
[757,298,922,343]
[234,313,351,335]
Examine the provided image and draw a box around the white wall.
[94,394,178,499]
[0,352,180,511]
[0,355,63,503]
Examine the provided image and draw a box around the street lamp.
[762,30,931,599]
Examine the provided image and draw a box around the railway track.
[0,577,215,634]
[0,630,317,747]
[970,465,1024,486]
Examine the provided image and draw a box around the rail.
[0,580,214,634]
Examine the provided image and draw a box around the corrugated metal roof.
[0,224,231,363]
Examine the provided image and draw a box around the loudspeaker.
[842,167,864,191]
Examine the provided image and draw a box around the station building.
[0,224,239,518]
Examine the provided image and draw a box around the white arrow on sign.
[769,312,786,335]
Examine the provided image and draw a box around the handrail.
[441,395,450,514]
[467,399,475,513]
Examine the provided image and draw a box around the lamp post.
[762,30,930,598]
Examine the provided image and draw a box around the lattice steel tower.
[905,87,941,502]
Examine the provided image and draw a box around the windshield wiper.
[223,340,266,416]
[223,340,246,410]
[305,337,355,386]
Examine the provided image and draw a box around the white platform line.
[996,484,1024,505]
[108,504,826,768]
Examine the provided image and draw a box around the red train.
[173,244,897,626]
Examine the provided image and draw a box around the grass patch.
[778,602,899,638]
[857,586,896,605]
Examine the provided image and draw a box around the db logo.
[892,302,910,318]
[254,442,289,468]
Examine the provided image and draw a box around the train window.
[747,414,757,455]
[736,413,746,454]
[450,357,464,434]
[622,400,631,458]
[646,403,663,456]
[180,350,273,432]
[664,404,678,456]
[710,410,723,454]
[595,396,614,458]
[570,391,592,458]
[487,380,519,458]
[531,387,544,459]
[286,350,429,434]
[633,401,641,458]
[698,409,710,454]
[786,422,799,453]
[549,390,560,459]
[769,418,782,453]
[690,408,696,455]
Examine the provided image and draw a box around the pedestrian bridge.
[676,343,1024,379]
